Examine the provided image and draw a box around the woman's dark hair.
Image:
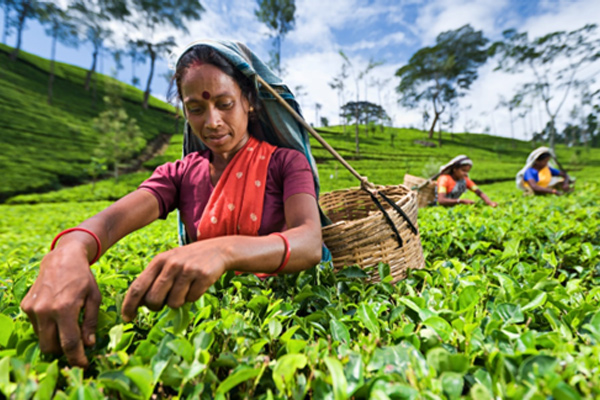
[167,45,260,116]
[536,152,551,162]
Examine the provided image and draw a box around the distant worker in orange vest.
[436,155,497,207]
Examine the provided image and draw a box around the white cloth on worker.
[515,146,556,191]
[438,155,472,174]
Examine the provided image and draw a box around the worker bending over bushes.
[436,155,497,207]
[516,147,573,195]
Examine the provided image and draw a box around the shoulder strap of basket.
[256,76,419,248]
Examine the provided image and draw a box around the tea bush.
[1,183,599,399]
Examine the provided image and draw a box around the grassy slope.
[0,43,177,201]
[311,126,600,192]
[7,121,600,204]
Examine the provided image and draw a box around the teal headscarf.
[171,39,331,261]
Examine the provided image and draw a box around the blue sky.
[3,0,599,139]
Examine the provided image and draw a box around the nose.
[205,106,222,130]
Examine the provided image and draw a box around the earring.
[249,106,254,113]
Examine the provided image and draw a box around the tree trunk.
[428,112,440,139]
[276,35,281,76]
[143,45,156,109]
[438,123,442,147]
[91,68,98,109]
[131,50,137,86]
[2,3,10,45]
[549,116,557,150]
[355,107,360,156]
[509,108,516,148]
[85,47,99,91]
[47,33,57,105]
[10,1,29,61]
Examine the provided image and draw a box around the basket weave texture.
[319,184,425,283]
[403,174,436,208]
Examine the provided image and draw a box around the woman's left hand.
[487,201,498,207]
[121,242,229,322]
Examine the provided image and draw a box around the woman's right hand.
[20,245,101,368]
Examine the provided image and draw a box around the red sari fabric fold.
[196,135,276,240]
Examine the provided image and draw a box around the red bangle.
[50,228,102,265]
[270,232,291,274]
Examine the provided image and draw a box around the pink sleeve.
[138,159,186,219]
[278,149,317,201]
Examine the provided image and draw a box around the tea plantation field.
[1,177,599,399]
[0,44,176,202]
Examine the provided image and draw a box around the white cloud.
[414,0,512,44]
[289,0,406,50]
[522,0,600,37]
[347,32,407,51]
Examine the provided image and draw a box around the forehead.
[181,64,240,98]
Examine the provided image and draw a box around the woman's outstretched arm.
[20,190,161,368]
[437,192,474,206]
[527,179,559,195]
[121,192,322,323]
[474,189,497,207]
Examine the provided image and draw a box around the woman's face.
[534,157,550,169]
[181,63,250,157]
[453,164,471,180]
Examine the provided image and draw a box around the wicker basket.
[403,174,436,208]
[319,184,425,284]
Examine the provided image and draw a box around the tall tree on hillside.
[1,0,15,44]
[339,51,360,155]
[9,0,39,60]
[133,37,176,108]
[328,62,348,132]
[71,0,128,92]
[255,0,295,76]
[127,39,145,87]
[38,2,78,104]
[491,24,600,149]
[129,0,204,109]
[496,93,523,146]
[341,101,389,129]
[340,51,383,154]
[359,59,382,136]
[112,49,124,79]
[396,24,489,139]
[588,103,599,148]
[372,77,390,128]
[314,103,321,127]
[576,85,597,147]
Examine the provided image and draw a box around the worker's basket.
[403,174,436,208]
[319,184,425,284]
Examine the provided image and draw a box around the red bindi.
[202,91,211,100]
